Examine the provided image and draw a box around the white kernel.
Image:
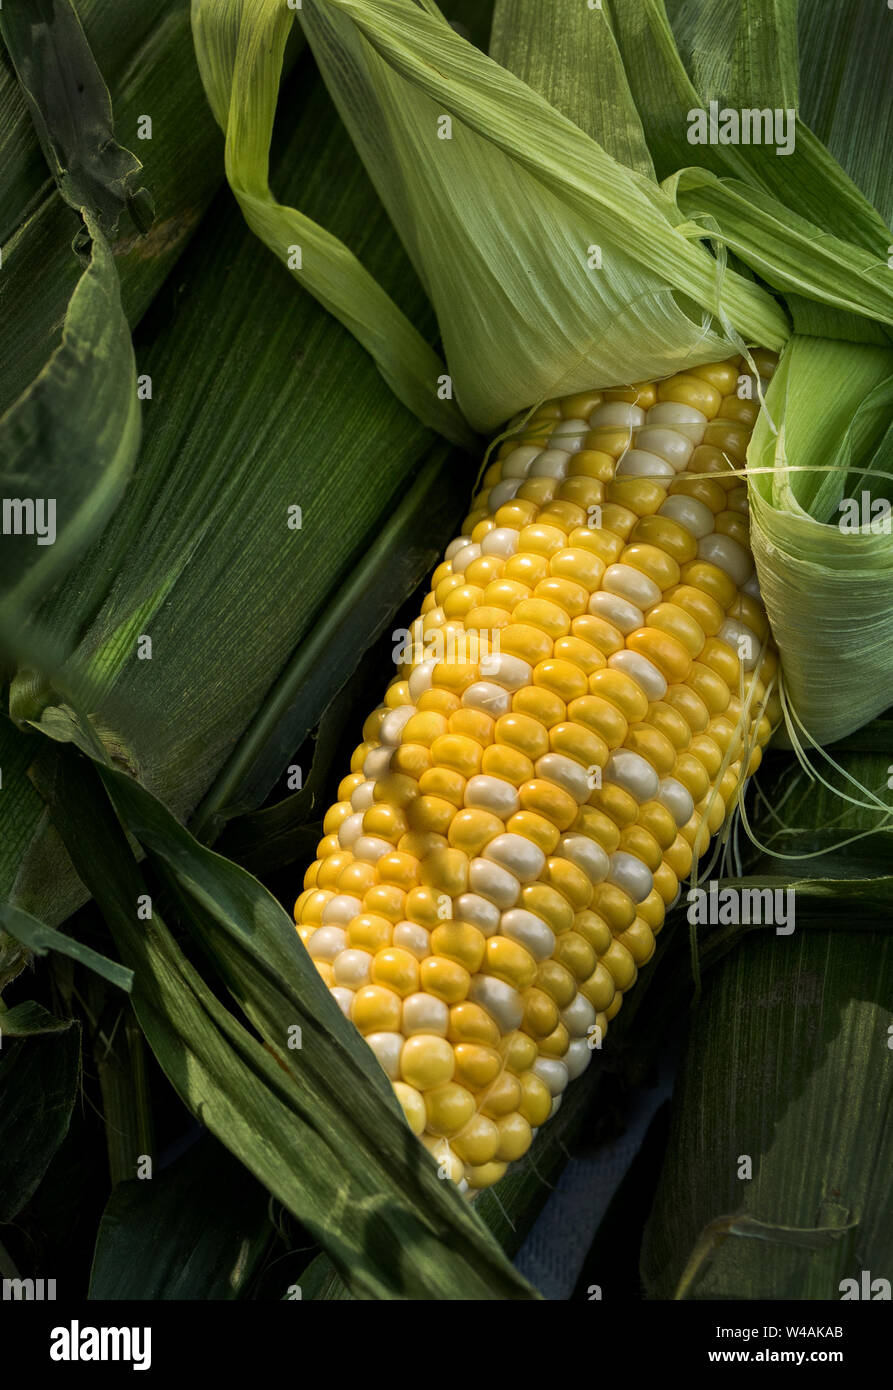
[455,893,502,936]
[480,527,519,558]
[532,1056,569,1096]
[487,479,524,510]
[500,445,542,478]
[604,749,660,802]
[698,533,754,586]
[530,447,572,479]
[332,948,372,988]
[350,780,376,812]
[307,925,346,962]
[615,448,676,479]
[589,402,646,429]
[742,571,762,599]
[337,811,365,849]
[607,851,653,903]
[718,618,760,671]
[500,908,556,961]
[563,1038,594,1080]
[464,774,521,817]
[451,543,481,575]
[535,752,592,803]
[408,659,436,700]
[646,402,708,438]
[483,832,545,882]
[365,1032,403,1079]
[560,992,597,1037]
[657,776,695,826]
[445,536,471,561]
[331,987,355,1019]
[658,494,715,539]
[379,704,415,746]
[589,590,644,635]
[321,894,364,925]
[468,975,524,1032]
[352,835,392,863]
[462,681,512,716]
[549,419,589,452]
[550,1096,563,1118]
[363,746,394,780]
[634,426,694,470]
[469,857,521,909]
[392,921,431,959]
[608,649,668,701]
[558,833,610,882]
[477,651,533,689]
[603,563,662,610]
[402,992,449,1036]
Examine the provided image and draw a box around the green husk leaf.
[0,998,70,1037]
[289,0,787,433]
[190,0,474,448]
[0,1022,80,1223]
[748,336,893,744]
[90,1135,273,1299]
[0,898,134,992]
[35,742,535,1299]
[489,0,654,176]
[0,0,146,649]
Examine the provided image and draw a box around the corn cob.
[295,353,781,1192]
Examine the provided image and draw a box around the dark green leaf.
[0,1022,79,1222]
[0,898,133,991]
[90,1135,273,1299]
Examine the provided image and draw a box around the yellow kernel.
[315,962,336,988]
[452,1114,501,1166]
[601,938,637,990]
[658,374,721,417]
[521,987,560,1038]
[500,1030,539,1073]
[552,931,597,981]
[606,477,668,517]
[449,708,495,747]
[519,1071,553,1126]
[550,546,606,589]
[553,635,606,675]
[535,959,577,1008]
[405,886,446,927]
[496,711,550,759]
[506,810,561,854]
[522,883,575,933]
[393,1081,426,1135]
[625,724,677,777]
[398,831,448,859]
[363,803,408,842]
[406,794,454,836]
[518,523,567,557]
[538,1023,570,1060]
[561,390,603,418]
[421,956,470,1003]
[700,635,741,687]
[702,419,751,465]
[664,833,694,878]
[417,767,466,807]
[618,824,663,872]
[448,1001,501,1047]
[417,688,461,716]
[337,772,365,802]
[448,808,503,856]
[464,1160,509,1189]
[486,936,538,990]
[673,752,711,801]
[377,851,419,889]
[687,662,732,716]
[363,885,406,923]
[574,910,613,955]
[589,668,650,722]
[589,781,639,828]
[635,800,677,850]
[481,743,535,786]
[351,985,402,1035]
[425,1082,476,1136]
[504,551,551,588]
[568,692,628,746]
[533,658,589,702]
[590,881,636,931]
[541,856,592,910]
[431,922,486,973]
[453,1042,503,1089]
[499,622,553,664]
[336,861,378,895]
[371,947,419,997]
[688,359,739,393]
[480,1073,523,1117]
[512,597,571,639]
[323,802,352,837]
[495,1112,533,1162]
[430,734,482,779]
[580,963,616,1010]
[651,860,679,905]
[513,685,566,726]
[403,711,448,747]
[400,1034,455,1090]
[619,918,657,965]
[622,541,681,591]
[535,576,589,616]
[348,914,394,951]
[389,744,431,780]
[568,525,625,565]
[631,513,699,565]
[518,778,578,830]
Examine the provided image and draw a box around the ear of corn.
[295,353,781,1192]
